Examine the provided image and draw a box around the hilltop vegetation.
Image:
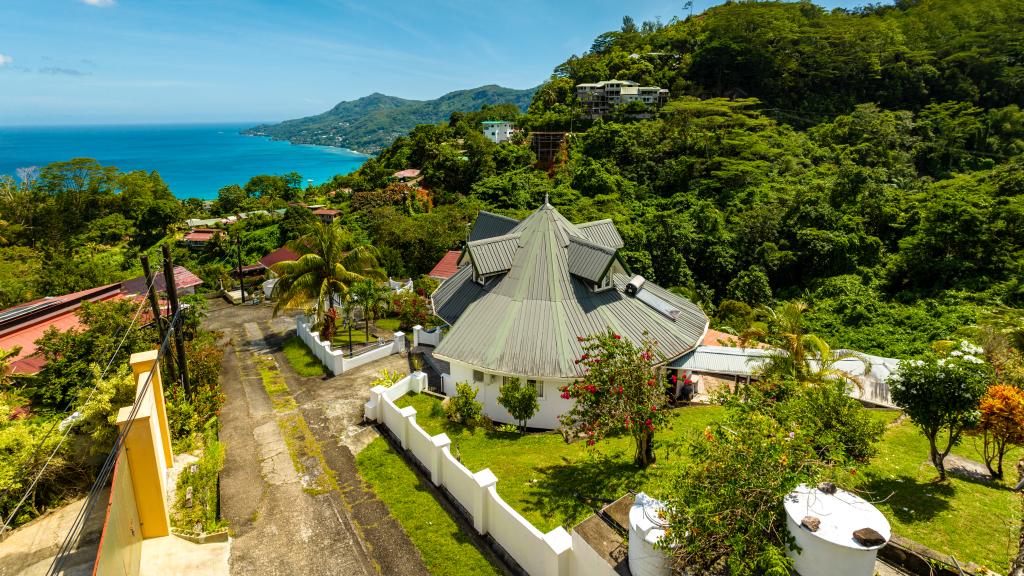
[245,84,537,153]
[328,0,1024,357]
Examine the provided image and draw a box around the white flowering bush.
[890,341,993,480]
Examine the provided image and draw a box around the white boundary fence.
[296,315,406,376]
[412,324,444,348]
[365,375,621,576]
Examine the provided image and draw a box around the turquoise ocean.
[0,123,367,200]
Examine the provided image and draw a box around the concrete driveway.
[205,298,428,576]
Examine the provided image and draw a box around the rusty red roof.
[312,208,341,216]
[259,246,300,269]
[120,265,203,297]
[428,250,462,280]
[183,230,218,242]
[393,169,421,179]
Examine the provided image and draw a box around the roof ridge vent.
[624,275,646,296]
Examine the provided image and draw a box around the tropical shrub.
[558,330,666,467]
[496,377,539,434]
[890,341,993,480]
[445,382,482,424]
[972,384,1024,480]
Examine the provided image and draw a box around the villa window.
[473,370,485,384]
[528,379,544,398]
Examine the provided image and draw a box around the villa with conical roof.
[430,202,709,428]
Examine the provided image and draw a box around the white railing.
[365,374,583,576]
[296,315,405,375]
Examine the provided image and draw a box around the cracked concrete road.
[207,298,428,576]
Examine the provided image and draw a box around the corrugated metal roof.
[669,346,772,375]
[428,250,463,280]
[469,210,519,242]
[567,236,615,283]
[467,234,520,276]
[432,204,708,379]
[576,220,624,249]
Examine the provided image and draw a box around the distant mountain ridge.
[244,84,537,154]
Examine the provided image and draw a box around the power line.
[0,269,161,537]
[47,308,181,575]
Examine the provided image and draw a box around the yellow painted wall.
[92,451,142,576]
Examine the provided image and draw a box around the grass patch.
[398,393,1017,569]
[851,419,1022,570]
[396,393,727,531]
[356,438,503,576]
[279,412,339,495]
[171,421,227,533]
[375,317,401,333]
[282,336,325,377]
[256,354,297,412]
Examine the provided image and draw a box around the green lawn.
[375,317,401,333]
[332,328,374,348]
[356,439,504,576]
[394,393,1020,570]
[282,336,325,377]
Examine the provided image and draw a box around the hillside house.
[430,203,708,428]
[182,227,221,249]
[481,120,514,143]
[576,80,669,119]
[313,208,342,223]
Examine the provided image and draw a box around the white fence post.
[472,469,498,535]
[393,331,406,354]
[413,325,422,348]
[398,406,416,449]
[544,528,573,576]
[429,433,450,486]
[365,385,387,422]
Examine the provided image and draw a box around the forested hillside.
[245,85,537,153]
[331,0,1024,357]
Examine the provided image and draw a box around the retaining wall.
[364,374,576,576]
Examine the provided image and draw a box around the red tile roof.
[259,246,300,269]
[312,208,341,216]
[428,250,462,280]
[120,265,203,297]
[184,230,218,242]
[702,328,770,348]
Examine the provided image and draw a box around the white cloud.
[80,0,116,6]
[0,54,12,67]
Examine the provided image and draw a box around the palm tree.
[743,300,868,390]
[270,220,385,330]
[350,279,389,342]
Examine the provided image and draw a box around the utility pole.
[140,254,176,383]
[235,234,247,304]
[162,244,191,398]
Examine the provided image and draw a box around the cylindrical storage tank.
[628,492,671,576]
[784,484,891,576]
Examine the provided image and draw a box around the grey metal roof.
[669,346,771,376]
[467,233,521,276]
[576,220,624,249]
[432,204,708,379]
[469,210,519,242]
[567,236,616,283]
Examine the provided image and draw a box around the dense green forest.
[329,0,1024,357]
[245,84,537,153]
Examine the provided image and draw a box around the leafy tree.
[445,382,482,424]
[270,220,385,329]
[558,330,666,467]
[390,290,432,331]
[890,341,993,480]
[497,377,539,434]
[972,384,1024,480]
[726,267,773,307]
[0,246,41,309]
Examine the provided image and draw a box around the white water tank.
[628,493,671,576]
[784,484,891,576]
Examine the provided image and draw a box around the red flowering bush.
[559,330,666,467]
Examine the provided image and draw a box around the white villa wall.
[364,377,584,576]
[570,529,621,576]
[447,360,574,429]
[296,315,405,375]
[412,325,444,348]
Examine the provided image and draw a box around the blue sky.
[0,0,879,125]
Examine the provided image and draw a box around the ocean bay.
[0,123,366,200]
